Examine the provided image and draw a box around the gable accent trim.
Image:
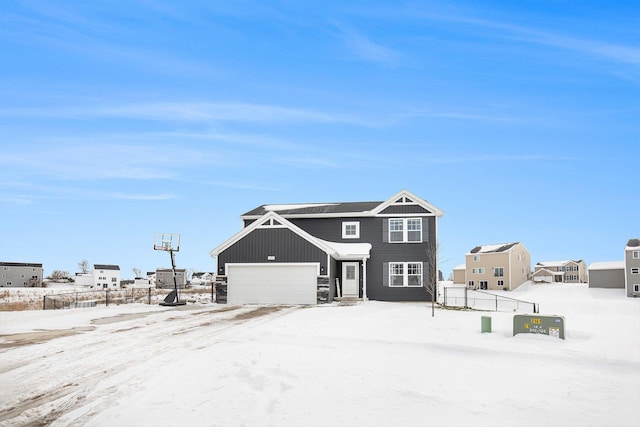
[371,189,444,217]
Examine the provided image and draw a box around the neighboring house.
[452,264,466,284]
[93,264,121,289]
[156,268,187,289]
[75,272,94,287]
[588,261,625,289]
[146,271,157,287]
[588,238,640,297]
[0,262,43,287]
[210,190,443,305]
[533,260,587,283]
[463,242,531,291]
[624,238,640,297]
[191,272,215,286]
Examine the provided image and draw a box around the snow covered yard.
[0,283,638,427]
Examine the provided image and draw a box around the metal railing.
[442,287,538,313]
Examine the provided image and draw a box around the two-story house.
[156,268,187,289]
[93,264,121,289]
[588,238,640,297]
[624,238,640,297]
[533,260,587,283]
[0,262,43,287]
[464,242,531,291]
[210,190,443,305]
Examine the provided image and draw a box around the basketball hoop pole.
[170,248,179,300]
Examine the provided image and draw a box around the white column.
[362,257,368,301]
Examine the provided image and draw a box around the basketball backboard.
[154,233,180,252]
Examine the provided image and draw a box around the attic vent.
[395,196,414,204]
[259,218,284,228]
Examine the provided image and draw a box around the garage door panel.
[228,264,317,305]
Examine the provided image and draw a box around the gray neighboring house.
[0,262,43,287]
[625,238,640,297]
[156,268,187,289]
[588,238,640,297]
[210,190,443,305]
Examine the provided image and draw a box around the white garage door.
[227,263,318,305]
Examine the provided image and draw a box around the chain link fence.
[442,286,538,313]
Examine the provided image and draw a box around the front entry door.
[342,262,359,297]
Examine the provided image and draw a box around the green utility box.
[481,316,492,333]
[513,314,565,339]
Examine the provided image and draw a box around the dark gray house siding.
[289,216,436,302]
[216,228,328,275]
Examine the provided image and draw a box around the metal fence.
[442,286,538,313]
[43,288,154,310]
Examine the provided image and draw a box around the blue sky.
[1,0,638,279]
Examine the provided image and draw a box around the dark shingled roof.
[627,238,640,247]
[93,264,120,270]
[242,201,383,217]
[470,242,519,254]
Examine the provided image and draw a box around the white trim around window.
[389,262,423,287]
[633,251,640,259]
[388,218,422,243]
[342,221,360,239]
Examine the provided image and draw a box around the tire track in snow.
[0,305,299,426]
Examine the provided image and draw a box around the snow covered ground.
[0,283,639,427]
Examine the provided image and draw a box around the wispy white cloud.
[333,23,400,65]
[1,142,218,181]
[279,157,338,168]
[108,192,175,201]
[0,102,368,125]
[407,8,640,69]
[427,153,579,164]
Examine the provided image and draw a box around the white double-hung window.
[389,218,422,243]
[389,262,423,287]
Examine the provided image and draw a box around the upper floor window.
[473,255,480,262]
[634,251,640,259]
[342,221,360,239]
[494,267,504,277]
[389,218,422,243]
[632,268,639,274]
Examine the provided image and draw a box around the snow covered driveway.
[1,284,639,427]
[0,304,297,426]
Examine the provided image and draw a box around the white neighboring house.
[75,273,94,287]
[191,272,215,286]
[146,271,157,287]
[533,260,587,283]
[92,264,121,289]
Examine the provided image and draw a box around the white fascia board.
[370,189,444,217]
[241,211,372,220]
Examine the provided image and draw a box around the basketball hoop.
[154,233,185,306]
